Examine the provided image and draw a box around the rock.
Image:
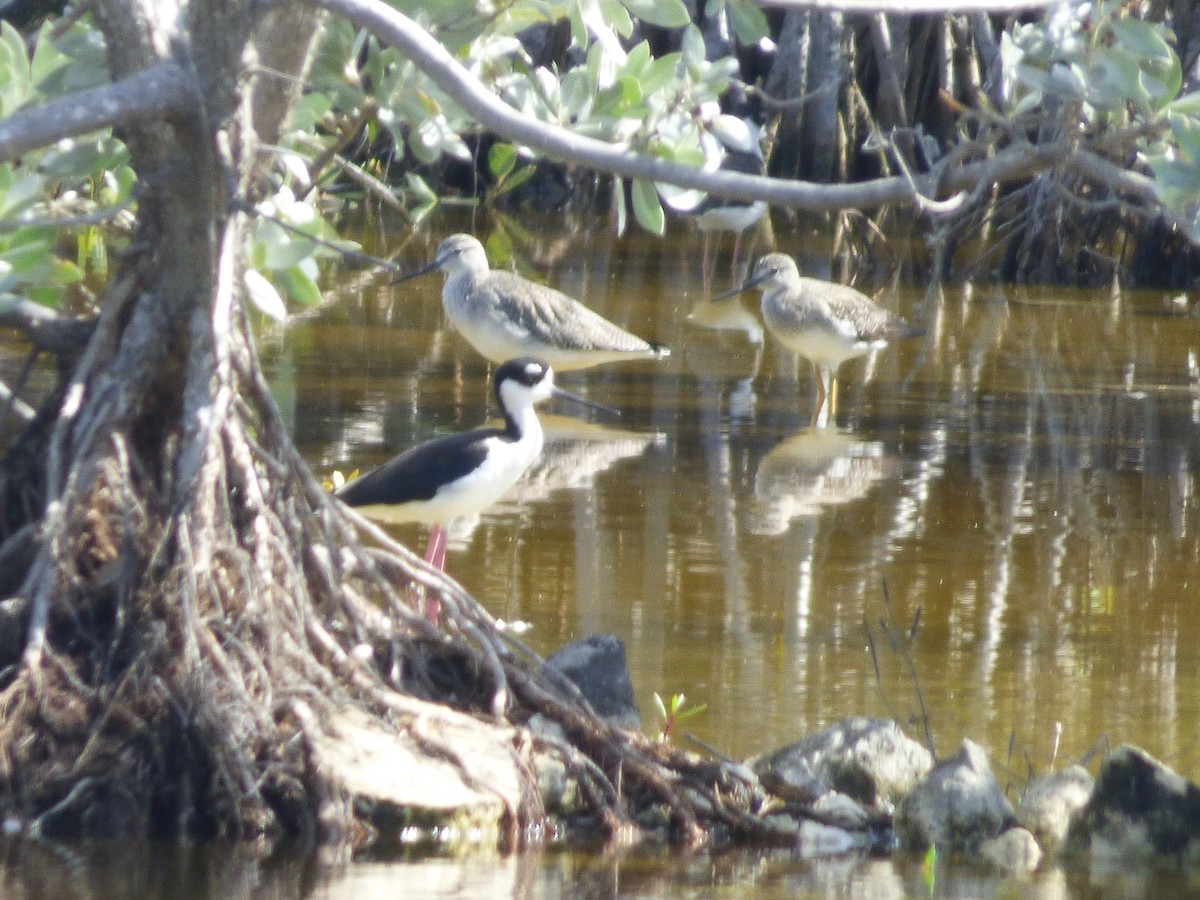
[295,701,524,847]
[796,819,871,858]
[544,634,640,730]
[1066,744,1200,862]
[811,791,870,830]
[752,718,932,810]
[1018,765,1093,855]
[895,739,1017,853]
[979,827,1042,874]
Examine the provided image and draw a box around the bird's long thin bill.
[712,285,745,301]
[552,387,620,417]
[713,275,766,301]
[392,259,440,283]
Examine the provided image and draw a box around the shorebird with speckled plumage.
[719,253,924,424]
[397,233,669,371]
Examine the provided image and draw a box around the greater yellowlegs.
[719,253,924,423]
[336,357,610,592]
[397,233,669,371]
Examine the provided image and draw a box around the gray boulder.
[752,718,933,811]
[895,739,1017,853]
[1066,744,1200,862]
[1018,765,1093,855]
[979,826,1042,874]
[544,634,640,730]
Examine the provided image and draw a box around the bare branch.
[0,297,94,357]
[0,62,194,165]
[296,0,1072,214]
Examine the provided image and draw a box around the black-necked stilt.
[335,357,610,592]
[690,115,768,292]
[719,253,924,425]
[395,233,669,371]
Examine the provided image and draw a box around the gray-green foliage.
[1001,0,1200,238]
[0,20,113,307]
[10,0,1200,314]
[307,0,764,234]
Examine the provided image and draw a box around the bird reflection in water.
[748,428,902,536]
[685,295,764,422]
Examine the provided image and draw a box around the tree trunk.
[0,0,770,846]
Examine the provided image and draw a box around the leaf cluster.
[1001,0,1200,239]
[0,20,120,307]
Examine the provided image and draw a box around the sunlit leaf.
[680,24,707,72]
[622,0,689,29]
[624,40,651,75]
[922,844,937,896]
[0,21,31,116]
[243,268,288,322]
[631,178,665,234]
[1167,94,1200,116]
[641,52,681,97]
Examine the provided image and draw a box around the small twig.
[0,203,135,233]
[292,100,380,200]
[230,196,404,273]
[0,373,37,429]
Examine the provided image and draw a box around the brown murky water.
[274,217,1200,778]
[7,212,1200,894]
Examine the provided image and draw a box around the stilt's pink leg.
[424,524,447,570]
[702,232,714,298]
[417,524,447,626]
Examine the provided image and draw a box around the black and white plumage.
[690,115,767,291]
[720,253,924,423]
[396,233,669,371]
[336,358,606,571]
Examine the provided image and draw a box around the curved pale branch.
[0,63,193,164]
[296,0,1081,214]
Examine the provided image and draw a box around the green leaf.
[30,21,70,90]
[631,178,664,234]
[0,21,31,116]
[1107,17,1173,62]
[622,0,690,29]
[279,263,323,307]
[488,142,517,180]
[641,52,682,97]
[404,172,437,205]
[37,20,108,96]
[243,268,288,322]
[494,163,536,197]
[1169,93,1200,116]
[680,24,707,72]
[727,0,769,46]
[624,40,651,75]
[598,0,635,38]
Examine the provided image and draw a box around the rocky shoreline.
[529,634,1200,872]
